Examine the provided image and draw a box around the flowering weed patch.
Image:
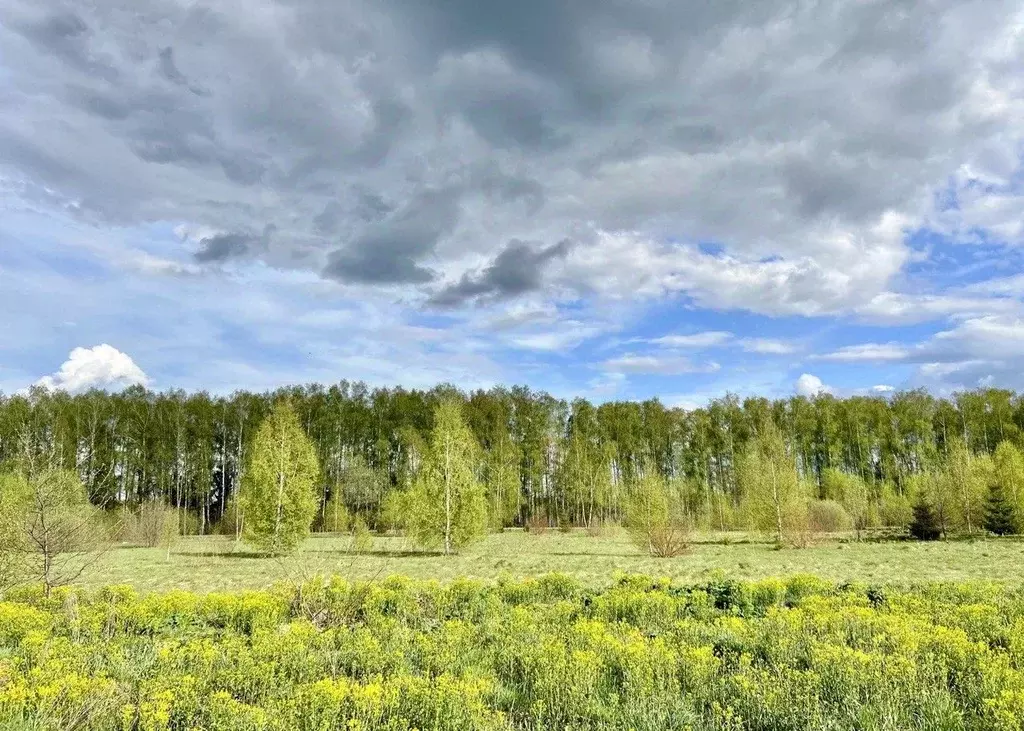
[0,575,1022,729]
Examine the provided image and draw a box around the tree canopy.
[239,400,320,555]
[403,400,487,555]
[2,383,1023,535]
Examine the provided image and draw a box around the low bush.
[807,499,852,534]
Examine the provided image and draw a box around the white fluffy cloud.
[35,344,150,392]
[795,373,832,397]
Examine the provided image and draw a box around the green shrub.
[807,499,852,534]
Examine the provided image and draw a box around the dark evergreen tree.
[983,482,1019,536]
[909,496,941,541]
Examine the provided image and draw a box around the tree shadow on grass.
[309,549,444,558]
[172,550,268,559]
[545,551,642,558]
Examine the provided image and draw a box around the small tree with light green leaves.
[993,441,1024,526]
[821,468,871,539]
[0,469,109,596]
[738,419,809,546]
[484,432,523,530]
[240,401,320,556]
[623,470,691,557]
[405,400,487,555]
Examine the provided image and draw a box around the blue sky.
[2,0,1024,404]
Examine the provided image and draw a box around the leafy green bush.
[807,499,852,534]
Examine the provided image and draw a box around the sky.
[1,0,1024,406]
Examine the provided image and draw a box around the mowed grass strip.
[82,529,1024,593]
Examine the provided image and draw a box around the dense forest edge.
[1,383,1022,541]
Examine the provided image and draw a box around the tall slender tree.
[484,430,523,529]
[405,400,486,555]
[738,419,808,545]
[239,401,320,555]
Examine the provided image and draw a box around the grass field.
[82,529,1024,592]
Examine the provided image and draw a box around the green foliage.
[910,494,942,541]
[806,499,851,534]
[127,500,179,549]
[404,401,487,554]
[0,577,1024,729]
[378,488,412,534]
[0,469,109,595]
[738,420,809,545]
[239,401,320,556]
[623,471,691,557]
[322,490,351,533]
[349,515,374,553]
[879,479,913,530]
[0,473,28,588]
[916,468,959,537]
[483,431,522,529]
[944,439,988,534]
[984,482,1019,536]
[820,468,870,537]
[330,454,385,525]
[557,400,614,528]
[8,383,1024,540]
[993,440,1024,524]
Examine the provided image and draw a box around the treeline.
[1,383,1022,533]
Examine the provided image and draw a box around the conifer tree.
[993,441,1024,524]
[406,400,487,555]
[909,494,941,541]
[240,401,320,555]
[983,482,1019,536]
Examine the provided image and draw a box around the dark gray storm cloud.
[194,232,254,263]
[322,188,460,284]
[429,239,574,306]
[0,0,1021,306]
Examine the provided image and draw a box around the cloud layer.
[1,0,1024,399]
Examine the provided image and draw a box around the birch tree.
[738,419,808,545]
[406,400,486,555]
[623,471,690,557]
[944,439,986,534]
[239,401,320,555]
[0,469,109,596]
[484,431,522,529]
